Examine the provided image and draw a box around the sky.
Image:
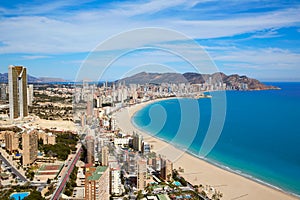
[0,0,300,81]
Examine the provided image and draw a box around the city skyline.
[0,0,299,81]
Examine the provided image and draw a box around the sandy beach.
[114,99,299,200]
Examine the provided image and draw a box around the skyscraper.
[27,84,34,106]
[137,159,147,190]
[8,65,28,119]
[86,136,95,165]
[85,166,109,200]
[101,146,109,166]
[160,158,173,181]
[4,131,19,153]
[132,132,143,152]
[22,130,38,166]
[0,83,7,100]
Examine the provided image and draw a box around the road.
[51,144,82,200]
[0,152,27,182]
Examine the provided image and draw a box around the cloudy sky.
[0,0,299,81]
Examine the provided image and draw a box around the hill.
[117,72,279,90]
[0,73,67,83]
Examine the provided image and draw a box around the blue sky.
[0,0,299,81]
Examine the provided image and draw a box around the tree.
[200,190,207,198]
[136,190,144,199]
[23,191,45,200]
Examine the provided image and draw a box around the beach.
[114,99,299,200]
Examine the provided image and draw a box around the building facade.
[160,158,173,181]
[110,162,123,195]
[85,166,109,200]
[132,132,143,152]
[101,146,109,166]
[137,159,147,191]
[86,136,95,165]
[0,83,7,100]
[27,84,34,106]
[4,131,19,153]
[22,130,38,166]
[8,65,28,119]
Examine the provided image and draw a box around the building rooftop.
[87,166,108,181]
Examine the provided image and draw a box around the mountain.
[38,77,68,83]
[0,73,67,83]
[117,72,188,84]
[117,72,279,90]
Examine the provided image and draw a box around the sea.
[132,82,300,197]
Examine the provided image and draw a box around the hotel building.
[101,146,109,166]
[137,159,147,190]
[8,65,28,119]
[86,136,95,165]
[22,130,38,166]
[85,166,109,200]
[160,158,173,181]
[4,131,19,153]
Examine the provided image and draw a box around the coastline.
[114,98,299,200]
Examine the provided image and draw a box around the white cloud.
[22,55,51,60]
[213,47,300,70]
[0,0,91,16]
[0,1,299,54]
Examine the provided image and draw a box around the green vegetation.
[172,169,187,186]
[0,184,40,200]
[33,92,72,103]
[212,191,223,200]
[23,191,45,200]
[25,165,38,181]
[80,144,87,162]
[25,171,35,181]
[136,190,144,199]
[45,184,55,196]
[39,132,78,160]
[63,166,78,196]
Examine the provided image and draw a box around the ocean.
[132,82,300,197]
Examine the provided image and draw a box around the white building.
[114,138,130,148]
[110,162,123,195]
[27,84,34,106]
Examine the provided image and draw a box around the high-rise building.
[109,162,123,195]
[4,131,19,153]
[86,136,95,165]
[38,132,56,145]
[22,130,38,166]
[160,158,173,181]
[27,84,34,106]
[85,166,109,200]
[101,146,109,166]
[8,65,28,119]
[137,159,147,191]
[132,132,143,152]
[0,83,7,100]
[142,141,150,155]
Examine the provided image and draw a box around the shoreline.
[114,98,299,200]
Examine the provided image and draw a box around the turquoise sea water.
[133,82,300,197]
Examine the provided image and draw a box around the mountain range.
[0,71,278,90]
[117,72,279,90]
[0,73,67,83]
